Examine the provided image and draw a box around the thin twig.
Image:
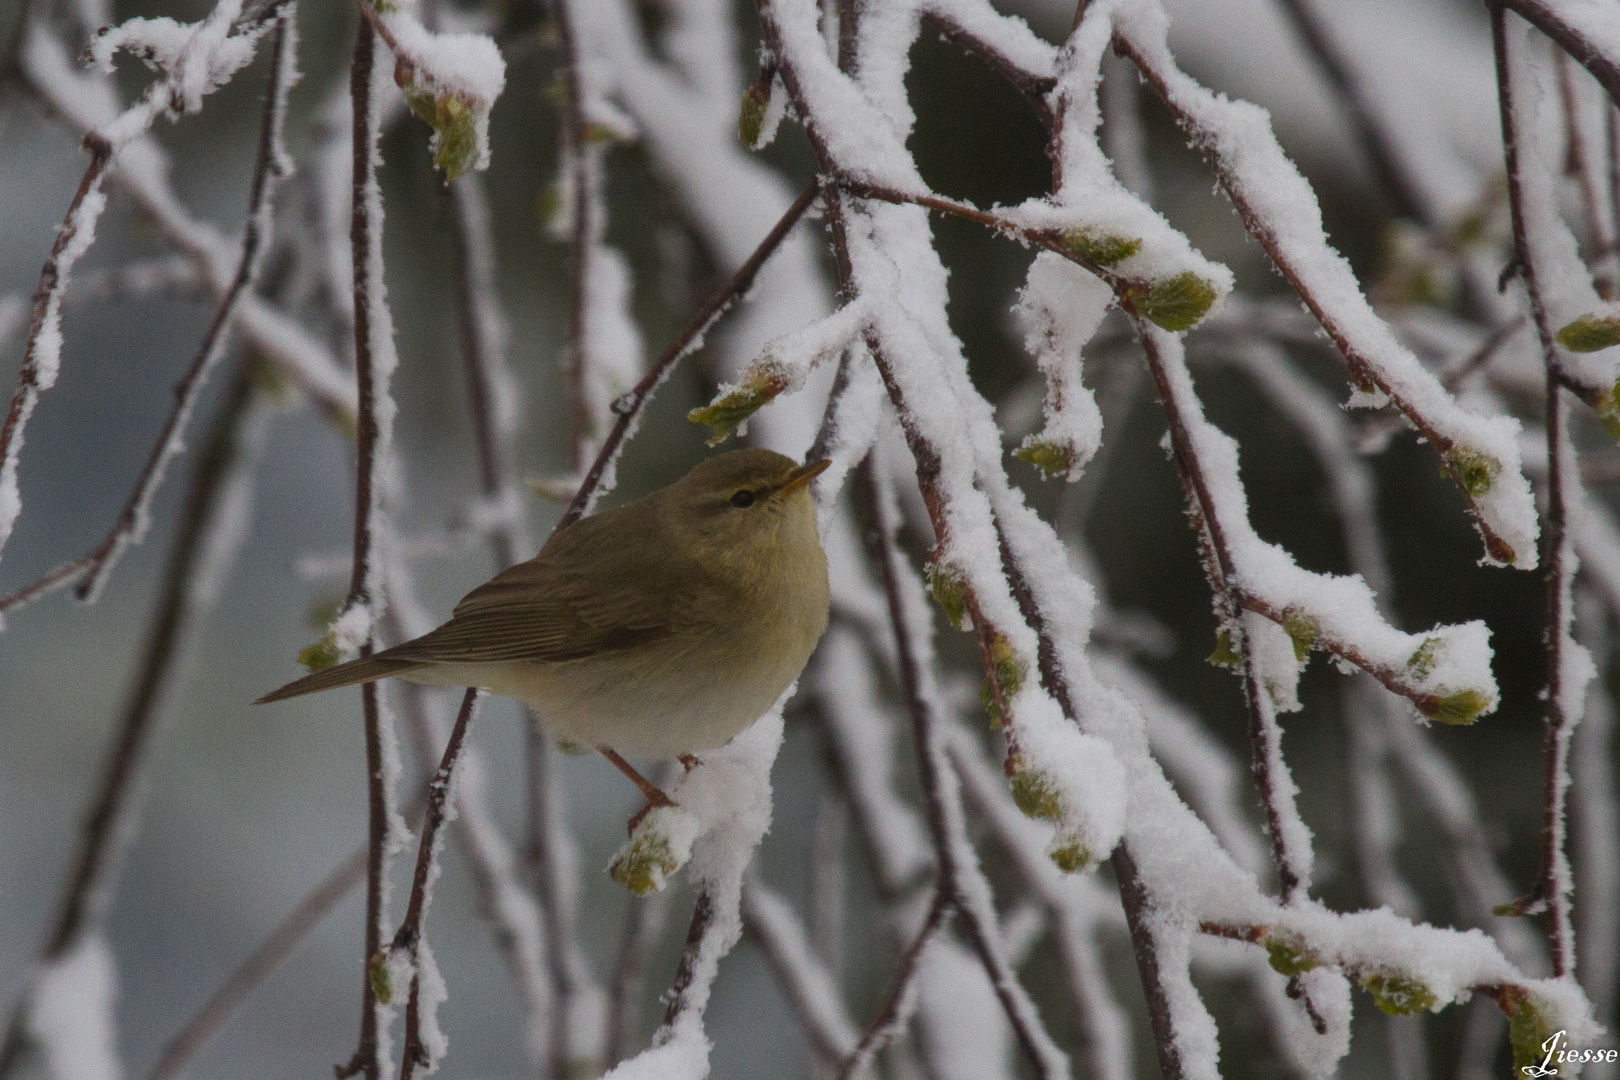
[860,459,1069,1079]
[557,181,818,530]
[70,4,296,604]
[1499,0,1620,104]
[395,688,481,1080]
[1491,3,1578,975]
[834,892,951,1080]
[336,18,395,1079]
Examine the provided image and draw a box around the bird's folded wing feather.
[387,523,675,665]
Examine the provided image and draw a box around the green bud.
[1419,688,1490,726]
[1360,969,1438,1016]
[1130,272,1219,332]
[368,951,393,1005]
[403,85,482,181]
[536,181,565,231]
[928,562,970,631]
[1263,933,1320,978]
[1049,839,1092,874]
[979,634,1026,728]
[1556,312,1620,352]
[1599,383,1620,438]
[1441,446,1500,498]
[1281,608,1318,662]
[1207,630,1241,669]
[688,366,791,445]
[298,633,341,673]
[1009,769,1064,822]
[1014,436,1075,480]
[580,121,620,144]
[1062,226,1141,268]
[610,828,679,896]
[738,84,769,148]
[1406,636,1441,680]
[555,738,592,755]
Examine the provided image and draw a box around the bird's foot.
[679,753,700,772]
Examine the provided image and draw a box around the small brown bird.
[259,449,831,814]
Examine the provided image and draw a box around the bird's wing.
[389,518,677,665]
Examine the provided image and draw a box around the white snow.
[27,934,124,1080]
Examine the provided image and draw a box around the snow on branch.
[1111,10,1539,569]
[1143,325,1501,728]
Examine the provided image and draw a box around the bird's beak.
[778,458,831,497]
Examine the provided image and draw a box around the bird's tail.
[256,654,423,704]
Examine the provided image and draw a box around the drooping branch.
[1492,4,1583,977]
[336,18,404,1079]
[393,688,482,1080]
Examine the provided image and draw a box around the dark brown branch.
[860,459,1066,1079]
[1111,33,1522,563]
[1139,328,1311,901]
[663,890,717,1027]
[0,140,110,561]
[336,19,391,1080]
[834,892,951,1080]
[72,8,295,603]
[1491,3,1576,977]
[0,370,260,1080]
[395,688,482,1080]
[1499,0,1620,105]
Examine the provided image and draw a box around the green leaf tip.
[1500,987,1556,1075]
[1599,382,1620,439]
[1556,312,1620,353]
[298,633,341,673]
[738,84,769,147]
[1010,769,1064,822]
[1441,446,1501,498]
[979,634,1027,729]
[1062,226,1141,268]
[1406,636,1441,680]
[1263,933,1320,978]
[1360,969,1438,1016]
[403,85,481,181]
[1207,630,1241,669]
[368,951,393,1005]
[1420,688,1491,726]
[688,366,792,445]
[1281,608,1318,662]
[1014,437,1076,480]
[928,562,970,631]
[1048,840,1092,874]
[1129,271,1219,332]
[610,829,679,896]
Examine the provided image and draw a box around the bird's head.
[662,449,829,570]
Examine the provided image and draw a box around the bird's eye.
[730,489,756,509]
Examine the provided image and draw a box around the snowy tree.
[0,0,1615,1077]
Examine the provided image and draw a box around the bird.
[258,449,832,825]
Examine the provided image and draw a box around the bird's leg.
[678,753,700,772]
[599,747,675,835]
